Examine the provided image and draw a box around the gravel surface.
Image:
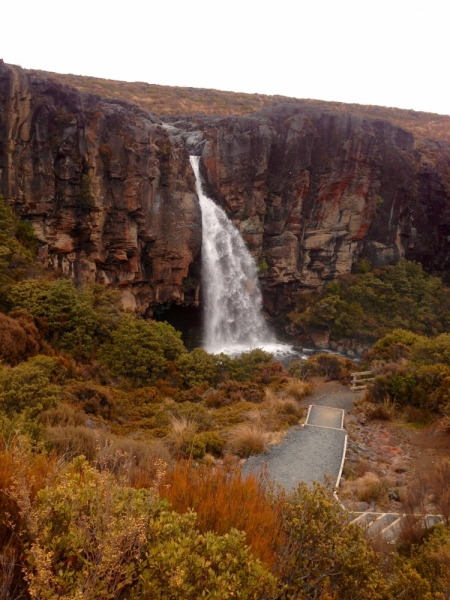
[243,424,347,491]
[243,382,361,492]
[307,405,344,429]
[304,380,364,412]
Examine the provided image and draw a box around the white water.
[191,156,296,358]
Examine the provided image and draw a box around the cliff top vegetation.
[25,67,450,145]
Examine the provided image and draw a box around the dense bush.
[289,353,357,383]
[8,279,120,358]
[288,259,450,342]
[175,347,219,388]
[0,355,61,417]
[0,310,43,365]
[100,316,186,385]
[391,524,450,599]
[282,483,388,599]
[9,455,277,600]
[368,330,450,413]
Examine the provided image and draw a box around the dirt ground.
[304,378,450,512]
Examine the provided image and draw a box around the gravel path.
[305,379,364,412]
[307,405,344,429]
[243,382,361,492]
[244,424,347,490]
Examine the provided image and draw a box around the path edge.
[335,434,348,488]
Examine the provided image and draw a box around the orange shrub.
[159,461,286,571]
[0,443,58,547]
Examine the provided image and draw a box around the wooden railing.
[350,371,374,391]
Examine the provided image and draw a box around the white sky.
[2,0,449,115]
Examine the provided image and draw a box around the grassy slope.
[26,68,450,144]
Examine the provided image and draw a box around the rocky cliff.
[168,105,450,315]
[2,62,450,321]
[0,61,201,313]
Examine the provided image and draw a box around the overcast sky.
[2,0,449,115]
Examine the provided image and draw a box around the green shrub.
[100,316,186,386]
[288,259,450,342]
[194,431,225,456]
[0,355,60,417]
[0,193,37,292]
[8,279,98,357]
[175,347,218,388]
[305,352,357,381]
[391,524,450,599]
[410,333,450,367]
[282,483,388,599]
[367,328,423,363]
[226,349,274,382]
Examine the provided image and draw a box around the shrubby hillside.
[288,259,450,342]
[2,193,450,598]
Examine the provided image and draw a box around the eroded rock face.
[192,105,450,314]
[0,62,201,312]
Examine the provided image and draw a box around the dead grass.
[344,472,388,504]
[37,403,86,427]
[25,67,450,145]
[227,423,269,457]
[166,415,197,457]
[264,388,299,415]
[44,425,172,485]
[366,398,397,421]
[284,379,312,401]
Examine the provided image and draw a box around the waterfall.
[190,155,275,354]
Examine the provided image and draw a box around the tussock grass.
[345,472,388,503]
[367,397,397,421]
[166,415,198,457]
[44,425,172,484]
[37,403,85,427]
[284,379,312,401]
[227,423,269,457]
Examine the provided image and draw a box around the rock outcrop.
[177,105,450,314]
[2,61,450,321]
[0,61,201,313]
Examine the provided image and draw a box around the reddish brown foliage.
[159,461,286,570]
[0,310,44,365]
[0,446,58,547]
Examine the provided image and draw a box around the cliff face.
[2,62,450,321]
[0,62,201,313]
[186,105,450,314]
